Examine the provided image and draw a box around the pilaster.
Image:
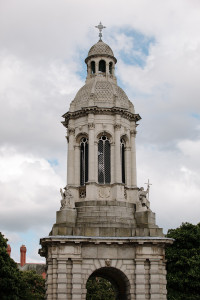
[130,129,137,186]
[125,146,131,187]
[150,259,165,300]
[71,259,82,300]
[135,258,146,300]
[46,258,53,300]
[67,127,75,185]
[114,122,121,183]
[52,257,58,300]
[57,259,67,299]
[74,145,80,186]
[88,120,95,183]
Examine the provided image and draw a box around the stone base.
[39,236,173,300]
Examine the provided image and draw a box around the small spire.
[95,22,106,41]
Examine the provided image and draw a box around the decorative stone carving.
[62,107,141,128]
[60,187,75,209]
[99,187,110,198]
[68,127,75,135]
[88,122,95,129]
[124,188,127,199]
[105,259,111,267]
[79,186,86,198]
[114,123,121,130]
[130,130,137,136]
[138,187,150,211]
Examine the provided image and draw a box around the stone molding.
[88,122,95,129]
[130,130,137,136]
[114,123,121,130]
[68,127,75,135]
[62,107,141,128]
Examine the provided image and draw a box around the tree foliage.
[166,222,200,300]
[0,232,45,300]
[86,277,116,300]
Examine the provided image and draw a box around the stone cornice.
[40,236,174,249]
[62,106,141,128]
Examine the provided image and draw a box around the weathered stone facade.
[39,26,173,299]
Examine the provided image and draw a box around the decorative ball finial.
[95,22,106,41]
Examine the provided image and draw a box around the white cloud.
[0,0,200,261]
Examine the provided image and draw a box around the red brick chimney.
[20,245,26,267]
[7,244,11,257]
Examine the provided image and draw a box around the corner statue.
[60,186,75,209]
[138,180,152,211]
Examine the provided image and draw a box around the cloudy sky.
[0,0,200,263]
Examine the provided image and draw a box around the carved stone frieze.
[130,130,137,137]
[105,259,111,267]
[114,123,121,130]
[62,107,141,128]
[99,187,111,199]
[68,127,75,135]
[88,122,95,129]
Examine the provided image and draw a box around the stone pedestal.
[40,236,173,300]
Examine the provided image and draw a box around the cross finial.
[95,22,106,41]
[144,179,152,200]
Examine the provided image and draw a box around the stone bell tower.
[39,23,173,300]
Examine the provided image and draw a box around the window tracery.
[98,135,110,184]
[80,137,88,186]
[121,138,125,184]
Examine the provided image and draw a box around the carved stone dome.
[70,79,134,112]
[85,40,117,63]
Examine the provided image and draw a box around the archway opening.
[86,277,116,300]
[86,267,130,300]
[99,60,106,73]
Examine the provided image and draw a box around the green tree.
[0,232,45,300]
[166,222,200,300]
[0,232,23,300]
[86,277,116,300]
[21,270,45,300]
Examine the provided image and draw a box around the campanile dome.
[70,39,134,112]
[86,40,116,61]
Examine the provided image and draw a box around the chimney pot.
[20,244,27,267]
[7,244,11,257]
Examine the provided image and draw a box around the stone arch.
[75,132,89,144]
[85,266,131,300]
[96,130,113,143]
[99,59,106,73]
[120,134,129,147]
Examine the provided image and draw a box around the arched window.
[109,62,113,74]
[98,135,110,184]
[91,61,95,74]
[80,137,88,186]
[121,138,125,184]
[99,60,106,73]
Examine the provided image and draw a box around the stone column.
[52,258,57,300]
[150,259,163,299]
[72,259,82,300]
[106,61,109,76]
[130,129,137,186]
[94,141,98,183]
[57,259,67,299]
[114,123,121,183]
[67,127,75,186]
[135,258,146,300]
[46,258,53,300]
[74,145,80,186]
[125,146,131,187]
[88,122,95,182]
[111,142,115,184]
